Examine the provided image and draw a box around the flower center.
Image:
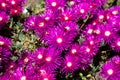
[44,78,48,80]
[99,15,104,20]
[112,10,118,15]
[45,17,50,21]
[1,3,6,7]
[46,57,51,62]
[86,48,90,53]
[11,1,15,5]
[0,41,4,45]
[14,10,18,13]
[51,2,57,7]
[21,76,26,80]
[24,58,29,63]
[105,31,111,36]
[67,62,72,67]
[70,1,75,5]
[90,41,94,45]
[0,17,3,21]
[39,22,44,27]
[71,49,77,54]
[37,54,43,59]
[64,16,69,21]
[94,30,100,34]
[65,26,70,30]
[107,69,113,75]
[87,29,93,34]
[80,9,85,14]
[117,41,120,46]
[57,38,62,43]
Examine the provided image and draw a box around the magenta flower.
[0,11,9,27]
[68,43,81,56]
[9,67,26,80]
[110,36,120,52]
[79,43,99,58]
[0,36,11,48]
[38,67,56,80]
[74,2,89,19]
[100,56,120,80]
[24,15,36,31]
[59,21,79,38]
[10,6,23,15]
[59,8,77,22]
[100,24,116,43]
[44,27,73,51]
[83,35,101,47]
[62,55,80,74]
[0,0,9,11]
[45,0,66,11]
[83,24,95,37]
[0,48,11,72]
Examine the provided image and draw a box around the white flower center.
[57,38,62,43]
[80,9,85,14]
[46,57,51,62]
[51,2,57,7]
[105,31,111,36]
[37,54,43,59]
[1,3,6,7]
[107,69,113,75]
[67,62,72,67]
[71,49,77,54]
[21,76,26,80]
[39,22,44,27]
[11,1,15,5]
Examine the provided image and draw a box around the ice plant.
[100,56,120,80]
[62,55,80,74]
[44,27,73,51]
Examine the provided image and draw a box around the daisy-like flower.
[0,36,11,48]
[108,6,120,17]
[79,43,99,58]
[9,67,27,80]
[100,56,120,80]
[17,52,33,67]
[44,27,73,51]
[83,35,101,46]
[10,6,23,15]
[68,43,80,56]
[31,47,46,66]
[83,24,95,37]
[38,67,56,80]
[110,36,120,52]
[101,24,116,44]
[0,48,11,72]
[24,15,36,31]
[59,21,79,38]
[8,0,26,6]
[62,55,80,74]
[0,11,9,27]
[74,2,89,19]
[45,0,66,11]
[0,0,8,11]
[59,8,77,22]
[42,47,62,70]
[42,9,56,23]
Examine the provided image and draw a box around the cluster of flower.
[0,0,26,29]
[0,0,120,80]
